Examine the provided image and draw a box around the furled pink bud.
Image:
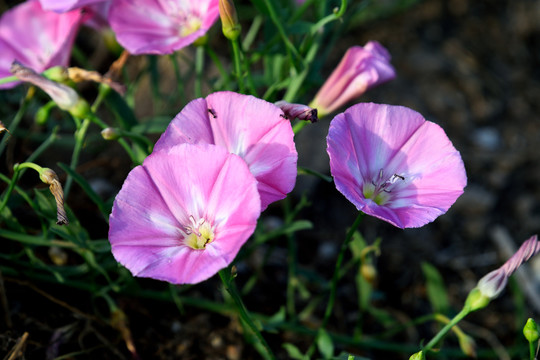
[466,235,540,311]
[311,41,396,117]
[219,0,241,40]
[275,101,318,123]
[10,62,90,119]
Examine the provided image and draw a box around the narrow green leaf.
[317,328,334,359]
[421,262,450,315]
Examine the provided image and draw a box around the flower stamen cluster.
[183,216,215,250]
[364,169,406,205]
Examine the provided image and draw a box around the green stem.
[0,75,18,86]
[261,0,302,67]
[0,94,30,157]
[422,307,470,353]
[219,269,276,360]
[195,46,204,98]
[529,340,536,360]
[25,126,59,163]
[64,117,91,197]
[169,54,185,105]
[0,162,45,214]
[231,38,245,93]
[283,198,298,319]
[307,212,364,357]
[88,113,143,164]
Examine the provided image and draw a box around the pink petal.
[327,103,467,228]
[0,0,83,88]
[154,91,298,210]
[109,143,260,284]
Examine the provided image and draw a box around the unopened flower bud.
[360,263,377,285]
[409,350,424,360]
[101,127,120,140]
[219,0,241,40]
[275,101,318,123]
[523,318,540,343]
[39,168,68,225]
[464,287,492,312]
[43,66,70,83]
[10,61,90,119]
[476,269,508,300]
[35,102,56,125]
[457,333,476,358]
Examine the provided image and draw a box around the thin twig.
[4,332,29,360]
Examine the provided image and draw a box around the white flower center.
[363,169,405,205]
[183,215,215,250]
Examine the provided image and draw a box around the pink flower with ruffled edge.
[108,0,219,55]
[109,143,261,284]
[327,102,467,228]
[38,0,106,13]
[0,0,84,89]
[311,41,396,117]
[154,91,298,211]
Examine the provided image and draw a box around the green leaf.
[421,262,450,315]
[102,84,138,130]
[254,220,312,245]
[317,328,334,359]
[282,343,308,360]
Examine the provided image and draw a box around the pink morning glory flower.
[109,143,261,284]
[311,41,396,117]
[0,0,84,89]
[38,0,107,13]
[108,0,219,55]
[327,102,467,228]
[154,91,298,211]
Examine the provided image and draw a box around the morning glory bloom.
[327,102,467,228]
[109,143,261,284]
[311,41,396,117]
[108,0,219,55]
[154,91,298,211]
[0,0,83,89]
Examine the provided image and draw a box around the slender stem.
[64,117,91,197]
[283,198,298,319]
[169,54,185,105]
[219,269,276,360]
[231,38,245,93]
[0,94,30,157]
[261,0,301,67]
[529,340,535,360]
[87,113,142,164]
[307,212,364,357]
[0,162,45,214]
[0,75,18,86]
[25,126,59,163]
[195,46,204,98]
[422,307,470,353]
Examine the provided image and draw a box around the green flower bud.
[101,127,120,141]
[524,318,540,343]
[464,288,491,312]
[409,350,425,360]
